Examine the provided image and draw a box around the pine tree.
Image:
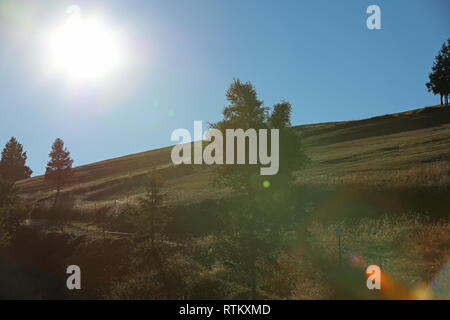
[219,78,268,130]
[211,79,309,298]
[210,79,269,193]
[128,177,168,250]
[45,138,74,200]
[126,177,175,298]
[269,101,292,128]
[426,38,450,106]
[0,137,33,182]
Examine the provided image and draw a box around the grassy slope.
[16,104,450,207]
[10,104,450,299]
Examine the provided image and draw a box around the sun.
[47,6,124,83]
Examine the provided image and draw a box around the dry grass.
[282,214,450,299]
[296,161,450,187]
[15,105,450,209]
[6,105,450,300]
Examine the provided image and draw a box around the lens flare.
[430,261,450,299]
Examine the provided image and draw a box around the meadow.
[17,104,450,206]
[2,104,449,299]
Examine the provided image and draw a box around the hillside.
[16,104,450,208]
[7,104,450,300]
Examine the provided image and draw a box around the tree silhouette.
[426,38,450,106]
[209,79,265,193]
[269,101,292,128]
[0,137,33,182]
[211,79,309,298]
[45,138,74,201]
[217,78,268,131]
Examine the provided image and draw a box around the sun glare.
[47,6,124,83]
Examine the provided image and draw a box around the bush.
[0,203,28,246]
[0,179,28,246]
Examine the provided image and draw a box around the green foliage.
[45,138,75,194]
[0,179,28,246]
[210,79,265,193]
[211,79,309,193]
[426,38,450,105]
[127,177,170,251]
[118,177,180,298]
[0,179,17,207]
[269,101,292,128]
[218,78,268,130]
[0,137,32,181]
[209,79,309,298]
[211,78,309,194]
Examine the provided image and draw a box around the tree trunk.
[440,94,443,106]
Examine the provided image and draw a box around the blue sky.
[0,0,448,175]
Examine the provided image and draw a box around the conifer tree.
[45,138,74,200]
[0,137,32,182]
[426,38,450,106]
[211,79,308,298]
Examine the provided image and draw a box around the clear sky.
[0,0,449,175]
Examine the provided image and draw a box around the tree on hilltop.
[426,38,450,106]
[0,137,33,182]
[210,79,309,298]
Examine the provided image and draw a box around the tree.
[45,138,74,201]
[129,177,168,250]
[210,79,269,193]
[0,179,28,246]
[426,38,450,106]
[0,178,17,207]
[211,79,309,298]
[269,101,292,128]
[0,137,32,182]
[211,79,308,191]
[126,177,178,298]
[220,78,268,130]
